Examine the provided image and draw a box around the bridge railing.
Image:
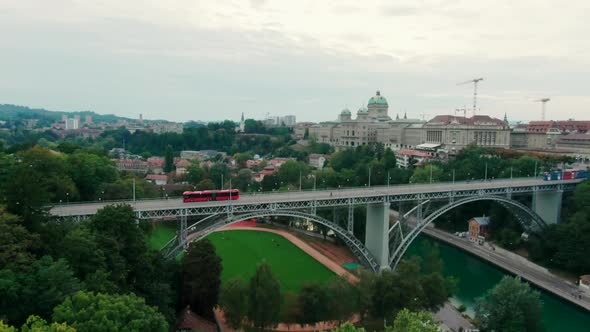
[47,176,578,207]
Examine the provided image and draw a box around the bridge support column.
[532,190,563,224]
[365,202,390,271]
[179,215,188,247]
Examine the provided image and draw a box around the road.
[49,177,580,217]
[422,227,590,312]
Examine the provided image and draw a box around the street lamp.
[66,192,69,204]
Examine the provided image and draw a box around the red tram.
[182,189,240,203]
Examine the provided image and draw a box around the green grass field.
[147,225,338,293]
[207,230,337,293]
[147,222,177,250]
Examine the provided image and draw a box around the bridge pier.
[365,202,390,271]
[532,190,563,224]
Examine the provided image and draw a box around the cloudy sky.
[1,0,589,123]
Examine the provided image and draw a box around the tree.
[52,291,168,332]
[410,164,443,183]
[58,226,106,280]
[89,204,148,289]
[209,163,230,189]
[475,276,543,332]
[195,178,215,190]
[247,261,282,330]
[20,316,75,332]
[332,322,366,332]
[0,210,38,269]
[186,164,205,185]
[164,145,174,173]
[383,149,396,170]
[0,256,82,325]
[297,283,330,326]
[389,309,440,332]
[326,278,358,324]
[181,240,222,319]
[66,152,118,200]
[219,277,248,329]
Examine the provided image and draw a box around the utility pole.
[387,170,390,188]
[132,177,136,202]
[535,98,551,121]
[221,173,224,190]
[485,162,488,181]
[368,167,371,187]
[452,169,455,184]
[510,167,513,179]
[429,165,433,184]
[457,78,484,116]
[299,170,302,191]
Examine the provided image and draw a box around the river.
[405,235,590,332]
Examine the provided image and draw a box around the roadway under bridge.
[50,178,581,271]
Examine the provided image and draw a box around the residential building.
[308,153,330,169]
[180,151,200,160]
[153,122,184,134]
[246,159,262,168]
[580,275,590,293]
[395,149,433,168]
[267,157,292,168]
[146,174,168,185]
[468,216,491,244]
[65,117,79,130]
[255,165,277,182]
[175,159,192,176]
[115,159,149,174]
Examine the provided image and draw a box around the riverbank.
[421,226,590,312]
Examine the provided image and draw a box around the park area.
[148,223,338,293]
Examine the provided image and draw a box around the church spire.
[503,112,508,123]
[396,113,399,120]
[241,112,244,121]
[404,112,407,119]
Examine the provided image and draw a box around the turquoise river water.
[404,236,590,332]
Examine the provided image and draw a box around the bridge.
[50,178,582,272]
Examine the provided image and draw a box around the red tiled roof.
[397,149,432,158]
[146,174,168,181]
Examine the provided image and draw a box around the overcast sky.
[1,0,589,123]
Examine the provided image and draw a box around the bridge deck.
[49,178,580,218]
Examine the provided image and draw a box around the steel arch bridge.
[388,195,548,269]
[161,210,380,271]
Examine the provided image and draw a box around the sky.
[1,0,589,123]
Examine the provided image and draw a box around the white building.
[308,154,330,169]
[65,118,79,130]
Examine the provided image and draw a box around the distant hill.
[0,104,134,124]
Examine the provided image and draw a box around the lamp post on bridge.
[368,167,371,188]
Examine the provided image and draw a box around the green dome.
[357,107,368,114]
[341,108,351,115]
[368,90,388,106]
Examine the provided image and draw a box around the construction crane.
[535,98,550,121]
[457,78,484,116]
[454,107,467,118]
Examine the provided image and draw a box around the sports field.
[147,224,339,293]
[207,230,337,293]
[147,222,177,250]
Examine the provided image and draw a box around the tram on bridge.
[182,189,240,202]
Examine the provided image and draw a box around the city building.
[308,153,330,169]
[468,216,491,244]
[115,159,149,174]
[264,115,297,127]
[395,149,433,168]
[85,115,92,124]
[146,174,168,185]
[309,90,509,155]
[153,122,184,134]
[579,275,590,293]
[420,114,511,155]
[65,117,79,130]
[175,159,192,176]
[510,120,590,159]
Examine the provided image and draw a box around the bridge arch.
[389,195,547,270]
[164,210,380,272]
